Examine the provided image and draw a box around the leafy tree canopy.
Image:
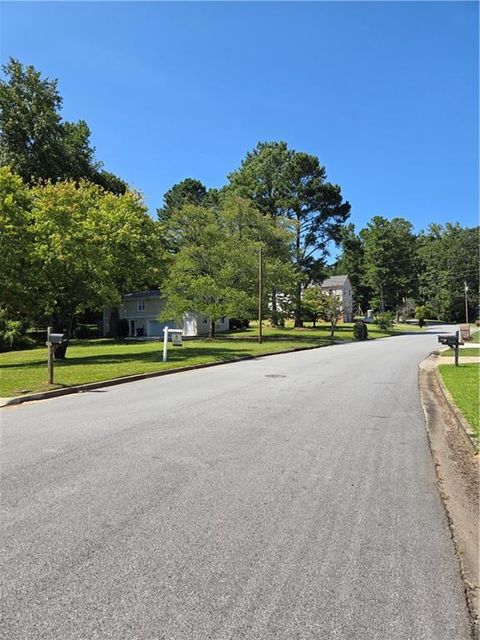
[0,58,126,192]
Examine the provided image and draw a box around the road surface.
[1,327,472,639]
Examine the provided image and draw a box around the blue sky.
[1,1,478,233]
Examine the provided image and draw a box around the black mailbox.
[438,331,462,366]
[47,333,65,345]
[438,334,459,348]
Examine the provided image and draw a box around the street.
[0,328,472,639]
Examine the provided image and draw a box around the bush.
[414,305,429,328]
[353,320,369,341]
[0,309,33,351]
[117,318,129,338]
[375,311,394,330]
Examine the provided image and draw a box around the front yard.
[0,322,419,398]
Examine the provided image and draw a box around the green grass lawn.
[470,329,480,343]
[438,363,480,439]
[0,321,418,398]
[440,347,480,357]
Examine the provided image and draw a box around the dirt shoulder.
[419,356,479,638]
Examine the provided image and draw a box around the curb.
[1,342,336,408]
[434,363,479,454]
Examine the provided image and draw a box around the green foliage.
[0,167,35,316]
[414,305,429,327]
[0,308,32,352]
[228,141,350,326]
[375,311,394,330]
[417,223,479,322]
[332,223,371,309]
[160,196,296,337]
[0,58,126,192]
[353,320,368,341]
[302,286,326,327]
[320,292,344,337]
[158,178,209,223]
[360,216,417,311]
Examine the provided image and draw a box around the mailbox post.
[46,327,66,383]
[438,331,463,366]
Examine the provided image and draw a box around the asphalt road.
[1,327,472,639]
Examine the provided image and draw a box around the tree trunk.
[294,280,303,327]
[330,322,335,337]
[209,319,216,339]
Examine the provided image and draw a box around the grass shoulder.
[438,363,480,438]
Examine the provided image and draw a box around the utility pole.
[464,282,469,324]
[258,246,263,344]
[47,326,54,384]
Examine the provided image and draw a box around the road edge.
[419,355,479,639]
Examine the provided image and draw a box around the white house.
[102,290,229,338]
[319,275,353,322]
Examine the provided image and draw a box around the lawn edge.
[435,360,479,452]
[1,341,336,407]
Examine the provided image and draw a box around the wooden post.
[454,330,459,367]
[464,282,469,325]
[258,246,263,344]
[47,326,54,384]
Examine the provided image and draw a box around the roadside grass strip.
[440,347,480,358]
[0,322,416,398]
[438,363,480,439]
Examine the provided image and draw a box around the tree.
[416,223,479,321]
[29,180,164,356]
[228,142,351,327]
[161,197,296,337]
[331,224,371,310]
[0,166,35,317]
[302,286,325,327]
[158,178,208,223]
[0,58,126,192]
[321,292,344,337]
[360,216,417,312]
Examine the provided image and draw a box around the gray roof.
[122,290,160,299]
[320,275,350,288]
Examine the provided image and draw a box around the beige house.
[320,275,353,322]
[102,290,229,338]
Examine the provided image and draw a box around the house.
[319,275,353,322]
[102,290,229,338]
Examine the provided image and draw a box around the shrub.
[414,306,429,328]
[353,320,369,341]
[117,318,129,338]
[0,309,33,351]
[375,311,394,330]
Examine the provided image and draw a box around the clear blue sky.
[1,1,478,232]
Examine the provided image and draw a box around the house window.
[202,317,208,324]
[137,300,145,312]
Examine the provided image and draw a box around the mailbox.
[48,333,65,345]
[438,331,463,366]
[437,333,463,348]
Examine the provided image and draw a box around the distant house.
[319,275,353,322]
[102,290,229,338]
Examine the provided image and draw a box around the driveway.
[0,326,472,639]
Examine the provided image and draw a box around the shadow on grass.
[1,342,326,370]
